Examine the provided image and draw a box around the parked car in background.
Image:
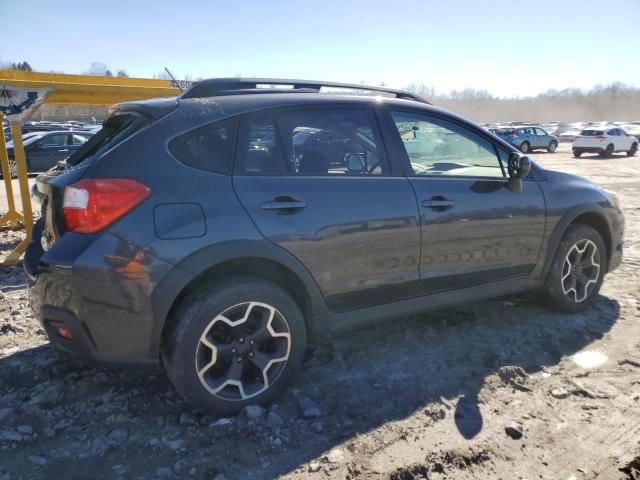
[2,130,94,178]
[621,124,640,142]
[572,127,638,158]
[496,125,558,153]
[25,78,624,415]
[541,122,570,136]
[558,128,583,142]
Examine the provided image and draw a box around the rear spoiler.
[109,97,178,121]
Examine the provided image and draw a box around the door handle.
[58,149,69,152]
[261,196,306,214]
[422,196,454,211]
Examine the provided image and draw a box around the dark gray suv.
[24,79,624,415]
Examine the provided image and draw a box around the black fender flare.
[537,203,613,280]
[147,239,328,357]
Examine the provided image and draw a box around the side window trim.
[381,107,508,180]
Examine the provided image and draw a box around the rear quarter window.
[66,113,141,166]
[169,118,236,174]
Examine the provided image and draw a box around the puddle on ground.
[571,350,608,369]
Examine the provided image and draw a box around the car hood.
[541,166,599,188]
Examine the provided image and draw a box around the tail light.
[63,179,150,234]
[594,136,606,141]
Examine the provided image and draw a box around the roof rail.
[180,78,430,104]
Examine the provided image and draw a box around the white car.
[572,126,638,158]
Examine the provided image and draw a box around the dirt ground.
[0,143,639,480]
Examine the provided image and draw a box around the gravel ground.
[0,143,639,480]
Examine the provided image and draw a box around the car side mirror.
[507,153,531,179]
[507,153,531,193]
[346,153,366,173]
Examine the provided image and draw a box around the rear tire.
[628,143,638,157]
[162,276,307,416]
[601,144,614,158]
[547,141,558,153]
[573,149,582,158]
[542,225,607,313]
[520,141,530,153]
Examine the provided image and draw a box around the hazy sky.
[1,0,639,98]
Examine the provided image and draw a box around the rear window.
[66,114,139,166]
[169,118,236,174]
[581,130,604,136]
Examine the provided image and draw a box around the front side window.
[390,112,504,178]
[39,134,68,147]
[236,108,388,176]
[72,134,89,145]
[169,117,236,174]
[535,128,547,136]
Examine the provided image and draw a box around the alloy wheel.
[521,142,529,153]
[560,239,600,303]
[195,302,291,401]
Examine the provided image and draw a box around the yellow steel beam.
[0,113,23,228]
[0,70,182,106]
[1,123,33,266]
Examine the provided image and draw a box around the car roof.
[177,92,442,118]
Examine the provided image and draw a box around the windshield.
[580,129,604,136]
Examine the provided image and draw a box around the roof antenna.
[164,67,183,92]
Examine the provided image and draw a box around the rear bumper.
[573,146,604,153]
[24,224,173,365]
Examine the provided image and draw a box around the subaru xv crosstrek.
[24,78,624,415]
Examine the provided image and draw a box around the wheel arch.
[148,240,327,358]
[541,205,613,279]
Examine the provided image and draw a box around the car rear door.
[29,133,71,171]
[232,105,421,312]
[384,109,546,295]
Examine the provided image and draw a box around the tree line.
[2,60,639,122]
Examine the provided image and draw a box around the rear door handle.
[422,196,455,211]
[261,196,306,213]
[58,149,69,153]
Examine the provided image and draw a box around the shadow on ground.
[0,293,620,479]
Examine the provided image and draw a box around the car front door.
[232,106,421,312]
[534,128,550,148]
[28,133,71,171]
[616,129,633,150]
[385,109,546,295]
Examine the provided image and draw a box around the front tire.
[628,143,638,157]
[162,276,307,416]
[520,141,530,153]
[573,149,582,158]
[542,225,607,313]
[547,141,558,153]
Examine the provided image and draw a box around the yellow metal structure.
[0,70,182,265]
[0,70,181,106]
[0,113,22,227]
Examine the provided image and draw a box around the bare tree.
[116,70,129,78]
[85,62,109,76]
